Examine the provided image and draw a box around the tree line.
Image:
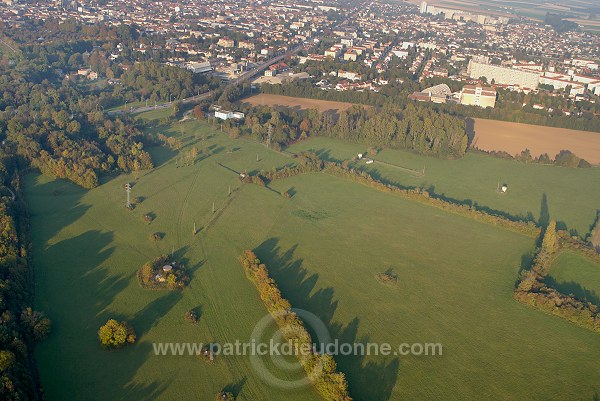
[243,152,540,237]
[239,250,352,401]
[221,100,468,158]
[0,152,51,400]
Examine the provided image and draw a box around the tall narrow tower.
[125,183,132,208]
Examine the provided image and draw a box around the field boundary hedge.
[239,250,352,401]
[514,222,600,333]
[243,152,540,237]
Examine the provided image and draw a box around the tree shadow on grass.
[515,250,536,288]
[543,277,600,306]
[255,238,400,401]
[128,291,183,337]
[223,377,247,398]
[40,228,171,400]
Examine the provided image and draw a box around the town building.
[460,85,497,108]
[215,110,245,120]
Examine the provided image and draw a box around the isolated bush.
[215,391,235,401]
[151,232,163,241]
[578,159,592,168]
[184,310,199,324]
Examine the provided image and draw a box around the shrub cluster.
[215,391,235,401]
[514,222,600,332]
[184,310,199,324]
[239,251,352,401]
[137,255,189,290]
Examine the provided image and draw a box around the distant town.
[1,0,599,116]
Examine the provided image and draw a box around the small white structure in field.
[162,265,173,272]
[365,159,374,164]
[357,153,363,159]
[501,184,508,193]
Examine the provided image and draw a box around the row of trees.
[0,153,51,400]
[476,148,592,168]
[239,251,352,401]
[227,101,468,158]
[514,222,600,332]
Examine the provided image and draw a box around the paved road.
[110,43,305,115]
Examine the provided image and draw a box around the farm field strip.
[472,118,600,165]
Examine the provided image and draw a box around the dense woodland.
[0,22,164,188]
[216,98,468,158]
[0,152,50,400]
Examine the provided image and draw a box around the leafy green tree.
[98,319,136,349]
[20,308,51,342]
[542,220,558,254]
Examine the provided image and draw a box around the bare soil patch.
[244,94,358,114]
[472,118,600,164]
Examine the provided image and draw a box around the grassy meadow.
[28,115,600,401]
[546,251,600,303]
[259,173,600,401]
[29,118,319,401]
[287,137,600,236]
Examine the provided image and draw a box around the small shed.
[366,159,374,164]
[162,265,173,272]
[357,153,363,159]
[501,184,508,193]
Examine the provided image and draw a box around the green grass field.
[29,119,318,401]
[287,137,600,236]
[546,251,600,303]
[28,118,600,401]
